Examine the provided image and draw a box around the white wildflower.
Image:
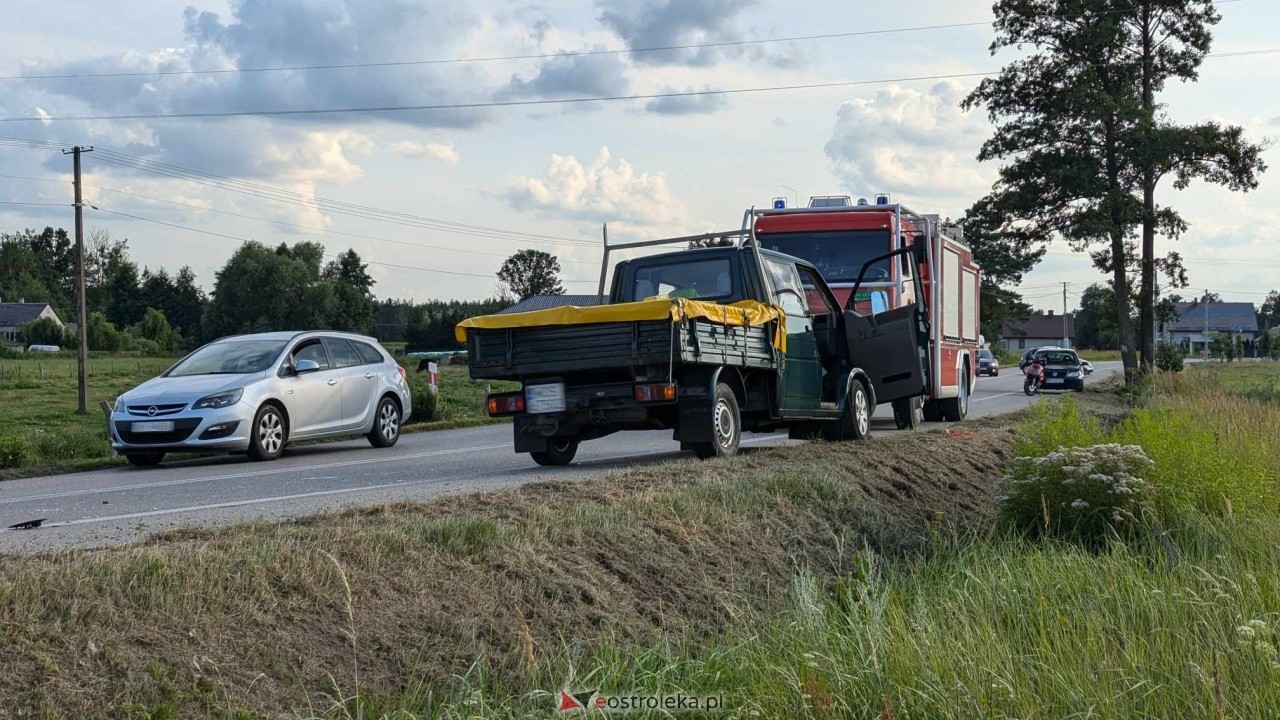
[1070,499,1089,509]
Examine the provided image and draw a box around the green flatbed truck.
[457,230,929,466]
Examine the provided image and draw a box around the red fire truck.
[742,194,981,427]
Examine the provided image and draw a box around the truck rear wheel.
[823,379,871,442]
[892,396,924,430]
[692,383,741,459]
[942,372,970,422]
[531,437,579,466]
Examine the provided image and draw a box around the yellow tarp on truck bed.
[455,297,787,350]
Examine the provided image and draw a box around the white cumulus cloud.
[824,80,994,216]
[504,146,689,232]
[387,141,461,165]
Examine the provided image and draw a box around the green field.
[0,356,511,474]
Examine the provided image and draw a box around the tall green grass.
[1014,369,1280,518]
[307,514,1280,720]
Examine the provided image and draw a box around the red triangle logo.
[558,689,584,713]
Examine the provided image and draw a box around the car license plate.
[1045,378,1064,384]
[132,420,175,433]
[525,383,566,414]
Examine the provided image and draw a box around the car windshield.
[1035,350,1079,365]
[980,349,995,360]
[166,339,287,377]
[757,229,892,283]
[629,258,733,301]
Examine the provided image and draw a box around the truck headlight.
[193,389,244,410]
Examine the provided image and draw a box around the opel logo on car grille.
[147,406,159,416]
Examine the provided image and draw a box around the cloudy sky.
[1,0,1277,311]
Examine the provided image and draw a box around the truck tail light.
[486,392,525,416]
[633,383,677,402]
[397,365,407,381]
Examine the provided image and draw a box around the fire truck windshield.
[756,229,893,284]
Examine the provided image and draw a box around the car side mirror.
[294,359,321,374]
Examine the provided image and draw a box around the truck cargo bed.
[468,317,777,380]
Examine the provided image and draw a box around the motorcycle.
[1024,360,1045,396]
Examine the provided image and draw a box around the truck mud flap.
[843,306,926,404]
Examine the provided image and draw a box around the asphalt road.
[0,361,1122,553]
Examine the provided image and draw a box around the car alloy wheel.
[249,405,287,461]
[258,411,283,455]
[379,401,400,443]
[368,397,403,448]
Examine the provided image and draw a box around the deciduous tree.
[497,249,565,301]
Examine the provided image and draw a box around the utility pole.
[1203,288,1210,360]
[63,145,93,414]
[1062,282,1070,348]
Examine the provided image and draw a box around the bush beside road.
[0,357,512,475]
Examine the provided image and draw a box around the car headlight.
[113,396,125,413]
[1067,371,1080,378]
[192,389,244,410]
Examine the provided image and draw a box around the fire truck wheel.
[942,373,970,422]
[531,437,579,466]
[892,396,925,430]
[692,383,742,459]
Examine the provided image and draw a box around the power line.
[0,70,997,122]
[0,169,602,265]
[0,136,597,249]
[0,200,67,206]
[2,21,996,81]
[89,204,599,283]
[5,46,1274,124]
[87,148,599,247]
[2,0,1247,82]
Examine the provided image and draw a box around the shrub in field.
[0,435,33,468]
[1000,444,1155,543]
[405,373,438,423]
[30,427,107,462]
[1155,342,1184,372]
[1012,397,1105,458]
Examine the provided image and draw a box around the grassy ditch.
[0,406,1036,719]
[0,358,511,476]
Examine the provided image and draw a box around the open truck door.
[841,241,930,405]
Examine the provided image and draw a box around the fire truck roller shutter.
[942,247,961,342]
[962,268,979,343]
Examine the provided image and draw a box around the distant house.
[0,301,65,348]
[1000,310,1075,351]
[497,294,604,315]
[1162,300,1259,355]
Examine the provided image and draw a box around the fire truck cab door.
[842,246,929,404]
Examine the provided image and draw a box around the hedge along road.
[0,362,1122,553]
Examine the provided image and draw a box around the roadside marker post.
[427,361,439,394]
[98,400,115,456]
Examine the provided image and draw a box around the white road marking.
[2,435,795,531]
[971,391,1024,403]
[0,443,511,506]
